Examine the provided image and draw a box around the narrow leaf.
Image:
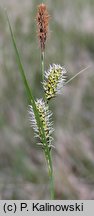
[6,12,52,173]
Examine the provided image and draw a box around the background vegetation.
[0,0,94,199]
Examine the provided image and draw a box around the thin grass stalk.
[66,66,91,85]
[49,150,54,199]
[41,51,45,82]
[41,49,54,199]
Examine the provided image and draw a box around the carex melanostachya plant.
[6,3,90,199]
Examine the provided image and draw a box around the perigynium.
[43,64,67,100]
[29,98,54,148]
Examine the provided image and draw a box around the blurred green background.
[0,0,94,199]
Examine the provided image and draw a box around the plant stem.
[41,51,45,82]
[49,151,54,199]
[44,149,54,199]
[41,50,54,199]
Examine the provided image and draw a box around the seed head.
[29,99,53,147]
[43,64,67,100]
[36,3,49,52]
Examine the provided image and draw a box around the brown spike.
[36,3,50,52]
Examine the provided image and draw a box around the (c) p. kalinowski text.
[32,202,83,212]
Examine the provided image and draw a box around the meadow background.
[0,0,94,199]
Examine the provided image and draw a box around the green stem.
[44,149,54,199]
[41,50,54,199]
[49,151,54,199]
[41,51,45,82]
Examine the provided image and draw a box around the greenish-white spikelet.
[29,99,54,147]
[43,64,67,100]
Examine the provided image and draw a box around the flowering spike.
[36,3,49,52]
[29,99,53,148]
[43,64,67,100]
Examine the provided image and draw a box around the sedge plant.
[6,3,91,200]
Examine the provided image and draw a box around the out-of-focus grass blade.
[6,12,32,104]
[6,12,52,174]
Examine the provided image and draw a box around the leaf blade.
[6,12,51,163]
[7,12,54,198]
